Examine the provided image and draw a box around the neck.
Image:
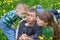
[29,21,35,27]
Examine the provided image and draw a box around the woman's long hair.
[38,11,60,40]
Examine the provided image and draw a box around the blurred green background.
[0,0,60,40]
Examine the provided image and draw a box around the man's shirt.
[18,20,42,40]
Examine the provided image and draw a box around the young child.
[0,3,28,40]
[37,11,60,40]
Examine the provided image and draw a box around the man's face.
[26,11,36,24]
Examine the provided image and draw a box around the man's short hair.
[28,8,37,16]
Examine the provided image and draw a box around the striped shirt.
[1,10,18,27]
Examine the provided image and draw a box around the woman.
[37,11,60,40]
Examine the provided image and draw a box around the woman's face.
[37,17,45,26]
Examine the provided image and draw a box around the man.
[0,3,28,40]
[18,8,42,40]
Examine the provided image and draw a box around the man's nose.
[27,17,30,19]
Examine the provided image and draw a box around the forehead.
[16,4,27,11]
[27,11,36,15]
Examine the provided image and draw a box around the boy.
[0,3,28,40]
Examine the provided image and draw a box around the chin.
[27,20,29,23]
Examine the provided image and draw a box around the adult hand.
[19,34,28,40]
[26,37,33,40]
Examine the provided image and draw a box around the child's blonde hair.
[16,3,27,12]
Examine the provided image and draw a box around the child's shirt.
[42,26,54,40]
[1,10,19,27]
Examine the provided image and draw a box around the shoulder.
[34,22,42,29]
[6,10,16,15]
[19,20,27,27]
[20,19,26,24]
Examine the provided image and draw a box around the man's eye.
[31,15,34,17]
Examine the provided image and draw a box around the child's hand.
[11,25,15,29]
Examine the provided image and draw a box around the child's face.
[16,4,28,18]
[37,17,48,27]
[37,17,45,26]
[17,10,27,18]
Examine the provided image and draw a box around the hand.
[18,37,23,40]
[19,34,28,40]
[19,34,33,40]
[26,37,33,40]
[11,25,15,29]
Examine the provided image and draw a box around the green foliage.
[0,0,60,40]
